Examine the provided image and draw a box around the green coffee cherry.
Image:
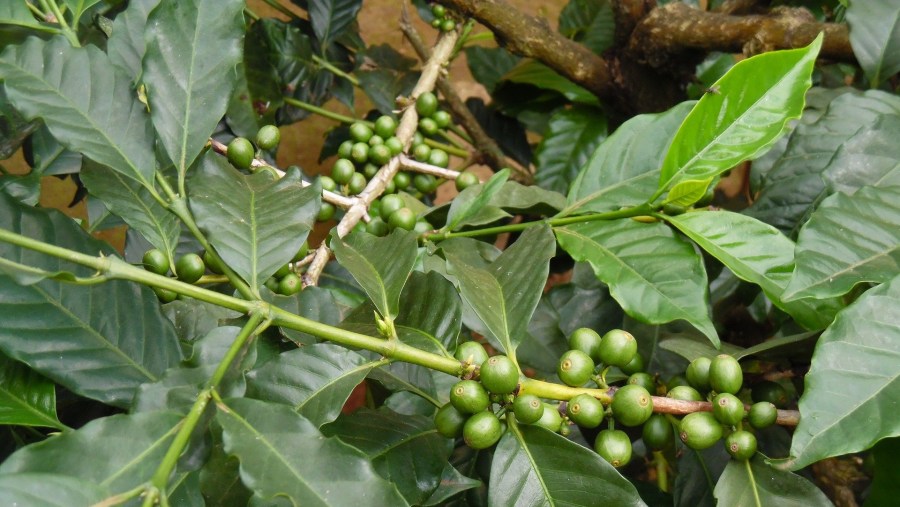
[463,411,504,449]
[388,208,417,231]
[350,142,369,164]
[568,327,602,361]
[418,117,439,136]
[414,174,437,194]
[513,394,544,424]
[450,380,490,414]
[379,194,405,220]
[331,158,355,185]
[142,249,169,276]
[611,385,653,427]
[274,263,292,279]
[666,375,690,392]
[153,287,178,303]
[278,273,302,296]
[255,125,280,150]
[455,341,489,366]
[427,148,449,168]
[679,412,723,450]
[598,329,637,368]
[203,249,223,274]
[433,110,452,128]
[534,403,563,432]
[686,356,712,393]
[712,393,745,426]
[709,354,743,395]
[557,350,595,387]
[349,122,373,143]
[348,172,367,195]
[594,430,632,468]
[434,403,467,438]
[667,385,703,402]
[317,203,335,221]
[175,253,205,283]
[416,92,439,118]
[337,140,354,159]
[393,171,411,190]
[725,430,757,461]
[642,413,674,451]
[748,401,777,429]
[226,137,254,169]
[369,144,393,166]
[621,352,645,375]
[385,136,403,156]
[366,217,389,237]
[566,394,604,429]
[455,171,479,191]
[373,116,397,138]
[412,143,431,161]
[628,372,656,393]
[479,355,519,394]
[319,175,337,192]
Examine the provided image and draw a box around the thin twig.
[399,155,461,180]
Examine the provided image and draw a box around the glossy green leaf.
[822,115,900,194]
[714,456,830,506]
[309,0,363,48]
[0,411,182,493]
[502,59,599,105]
[787,275,900,470]
[60,0,102,21]
[81,161,179,269]
[674,446,730,507]
[665,210,842,330]
[422,464,481,506]
[272,286,353,346]
[663,178,713,207]
[0,352,62,429]
[445,168,511,232]
[0,36,156,188]
[246,343,384,428]
[107,0,160,80]
[534,106,607,194]
[657,35,822,195]
[324,407,452,505]
[162,298,241,345]
[143,0,244,173]
[0,3,41,29]
[565,102,693,214]
[26,126,82,177]
[784,186,900,301]
[556,219,718,347]
[491,181,566,216]
[465,46,520,93]
[660,336,743,362]
[866,437,900,506]
[444,224,556,356]
[188,154,320,290]
[0,172,39,207]
[846,1,900,88]
[331,229,418,320]
[0,474,108,506]
[217,397,408,506]
[490,424,645,507]
[557,0,614,55]
[0,86,39,159]
[747,90,900,233]
[0,193,182,408]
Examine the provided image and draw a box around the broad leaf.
[188,154,320,290]
[657,35,822,195]
[502,59,599,105]
[465,46,520,93]
[665,210,842,330]
[867,437,900,506]
[0,86,39,159]
[714,456,830,506]
[26,126,82,177]
[444,224,556,356]
[674,445,731,507]
[0,193,182,407]
[822,114,900,194]
[784,186,900,301]
[565,102,693,214]
[846,1,900,88]
[324,407,452,505]
[422,464,481,506]
[747,90,900,233]
[490,424,645,507]
[0,36,156,188]
[331,229,418,320]
[272,286,353,346]
[491,181,566,216]
[787,275,900,470]
[217,398,408,506]
[309,0,363,48]
[556,219,719,346]
[81,162,179,268]
[0,474,108,506]
[534,106,607,194]
[0,411,182,493]
[445,169,511,232]
[0,352,62,429]
[0,3,41,29]
[663,178,713,207]
[558,0,615,55]
[246,343,384,428]
[107,0,160,80]
[659,336,743,362]
[144,0,244,173]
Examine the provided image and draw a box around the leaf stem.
[312,55,359,86]
[283,97,365,125]
[746,458,762,507]
[42,0,79,47]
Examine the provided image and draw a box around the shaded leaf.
[565,102,693,214]
[0,352,62,429]
[0,4,41,29]
[787,275,900,470]
[107,0,160,81]
[502,59,599,106]
[217,397,408,506]
[659,336,743,362]
[144,0,245,173]
[0,412,182,493]
[25,126,82,176]
[466,98,533,167]
[714,456,830,506]
[331,229,418,320]
[490,424,645,506]
[465,46,520,93]
[491,181,566,216]
[0,36,156,188]
[822,114,900,194]
[0,474,108,506]
[188,154,320,290]
[534,106,607,194]
[273,286,354,346]
[556,219,718,346]
[674,445,731,507]
[866,437,900,507]
[658,36,822,195]
[784,186,900,301]
[309,0,362,48]
[0,86,39,159]
[846,1,900,88]
[324,407,452,505]
[422,464,481,506]
[445,169,510,232]
[444,224,556,356]
[558,0,614,55]
[246,343,384,427]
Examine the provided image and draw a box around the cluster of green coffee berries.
[429,3,457,32]
[226,125,281,170]
[140,241,309,301]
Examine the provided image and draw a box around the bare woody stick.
[302,28,462,287]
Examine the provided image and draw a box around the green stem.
[313,55,359,86]
[653,450,670,493]
[243,7,260,21]
[519,379,612,404]
[423,138,469,158]
[446,124,474,145]
[283,97,367,126]
[207,313,267,388]
[42,0,79,47]
[746,458,762,507]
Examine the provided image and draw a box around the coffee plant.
[0,0,897,505]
